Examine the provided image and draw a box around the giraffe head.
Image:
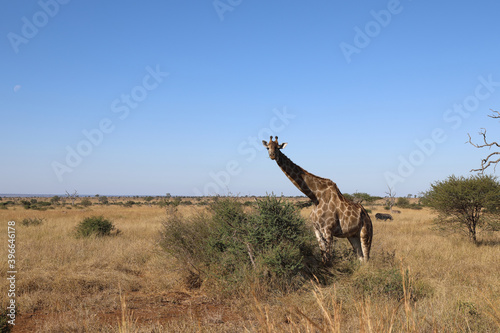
[262,136,287,161]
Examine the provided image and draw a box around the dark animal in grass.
[375,213,393,221]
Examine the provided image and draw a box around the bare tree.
[385,186,396,214]
[468,110,500,173]
[65,190,78,206]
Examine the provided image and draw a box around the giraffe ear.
[262,140,269,147]
[279,143,288,149]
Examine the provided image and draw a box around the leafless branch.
[467,110,500,173]
[470,153,500,173]
[467,129,500,149]
[385,186,396,198]
[487,109,500,119]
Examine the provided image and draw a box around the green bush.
[123,200,135,207]
[160,195,320,295]
[98,196,109,205]
[75,216,115,238]
[0,200,14,209]
[396,197,422,210]
[0,309,12,333]
[20,200,52,210]
[80,198,92,207]
[248,196,314,280]
[397,197,410,207]
[21,200,32,209]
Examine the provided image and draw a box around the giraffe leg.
[314,228,333,265]
[360,218,373,262]
[323,239,334,266]
[314,229,327,254]
[348,237,364,261]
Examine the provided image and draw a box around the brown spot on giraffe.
[262,136,373,264]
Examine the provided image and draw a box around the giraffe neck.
[275,150,319,203]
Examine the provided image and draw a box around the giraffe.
[262,136,373,264]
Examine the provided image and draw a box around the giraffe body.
[263,136,372,264]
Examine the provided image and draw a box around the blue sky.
[1,0,500,197]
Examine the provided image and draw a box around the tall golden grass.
[0,199,499,332]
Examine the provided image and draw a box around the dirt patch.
[12,290,240,332]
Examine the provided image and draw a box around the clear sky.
[1,0,500,197]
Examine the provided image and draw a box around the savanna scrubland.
[1,196,499,332]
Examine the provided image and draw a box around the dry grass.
[0,199,499,332]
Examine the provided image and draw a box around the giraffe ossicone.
[262,136,373,264]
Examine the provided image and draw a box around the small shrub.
[20,200,52,210]
[123,200,135,207]
[0,309,12,333]
[32,201,51,211]
[397,197,410,207]
[21,217,45,226]
[396,197,423,210]
[98,196,109,205]
[0,200,15,210]
[172,198,182,207]
[21,200,32,209]
[75,216,116,238]
[80,198,92,207]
